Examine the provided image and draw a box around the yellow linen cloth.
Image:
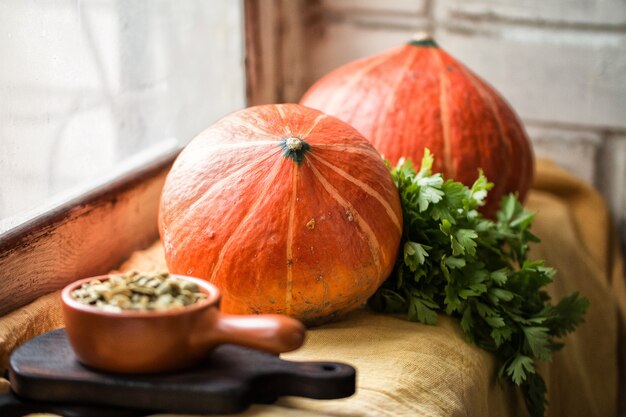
[0,160,624,417]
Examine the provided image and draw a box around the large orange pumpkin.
[158,104,402,324]
[300,35,534,215]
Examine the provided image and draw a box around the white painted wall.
[306,0,626,243]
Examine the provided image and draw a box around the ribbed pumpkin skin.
[300,40,534,215]
[158,104,402,324]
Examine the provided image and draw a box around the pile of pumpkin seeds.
[70,271,208,312]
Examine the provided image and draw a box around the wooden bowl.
[61,275,305,374]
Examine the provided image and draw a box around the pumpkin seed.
[71,271,208,312]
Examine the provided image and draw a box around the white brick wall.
[436,30,626,129]
[321,0,428,15]
[304,0,626,249]
[436,0,626,27]
[526,126,602,185]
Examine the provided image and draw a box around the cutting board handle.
[269,360,357,399]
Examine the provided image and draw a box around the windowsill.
[0,142,180,316]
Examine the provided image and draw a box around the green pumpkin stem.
[280,137,310,165]
[408,32,439,48]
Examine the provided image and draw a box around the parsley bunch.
[368,150,589,417]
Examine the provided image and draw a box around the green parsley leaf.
[368,151,589,417]
[490,270,508,285]
[408,295,439,325]
[456,229,478,256]
[404,241,430,270]
[445,256,466,269]
[523,373,549,417]
[491,326,513,347]
[506,354,535,384]
[522,327,553,361]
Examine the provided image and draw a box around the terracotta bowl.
[61,275,306,374]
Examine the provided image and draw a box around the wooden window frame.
[244,0,313,105]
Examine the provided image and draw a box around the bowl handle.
[208,312,306,354]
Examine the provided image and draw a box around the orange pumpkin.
[300,35,534,215]
[158,104,402,324]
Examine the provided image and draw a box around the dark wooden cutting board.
[5,329,355,415]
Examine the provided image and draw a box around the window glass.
[0,0,246,230]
